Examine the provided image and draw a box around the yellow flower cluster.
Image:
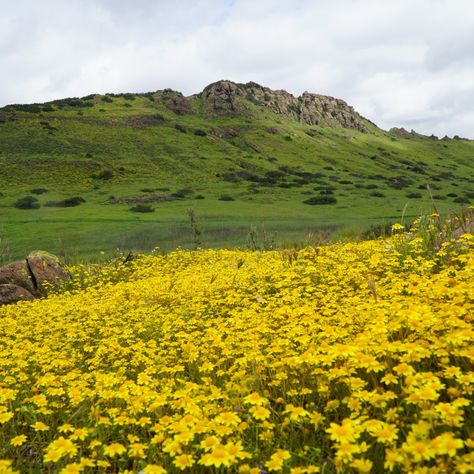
[0,234,473,473]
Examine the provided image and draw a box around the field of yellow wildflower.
[0,229,473,473]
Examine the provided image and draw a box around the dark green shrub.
[303,196,337,205]
[406,192,422,199]
[141,188,155,193]
[30,188,48,195]
[176,188,194,196]
[454,197,470,204]
[339,180,353,185]
[447,193,458,197]
[172,188,194,199]
[218,195,235,201]
[44,197,85,207]
[194,195,205,200]
[284,135,293,141]
[94,170,113,180]
[370,191,385,198]
[130,204,154,213]
[5,104,43,113]
[102,96,113,103]
[175,124,187,133]
[194,130,207,137]
[386,176,412,189]
[14,196,40,209]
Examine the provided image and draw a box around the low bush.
[93,170,114,180]
[30,188,48,195]
[175,124,187,133]
[44,197,85,208]
[130,204,154,213]
[172,188,194,199]
[218,195,235,201]
[370,191,386,198]
[454,197,470,204]
[406,192,422,199]
[194,129,207,137]
[14,196,40,209]
[303,195,337,205]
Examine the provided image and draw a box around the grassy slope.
[0,91,473,261]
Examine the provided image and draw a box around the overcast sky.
[1,0,474,137]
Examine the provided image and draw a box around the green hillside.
[0,80,473,261]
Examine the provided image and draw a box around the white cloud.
[1,0,474,137]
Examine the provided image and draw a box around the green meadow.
[0,90,473,261]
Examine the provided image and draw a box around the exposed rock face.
[199,80,368,132]
[242,82,300,119]
[202,81,247,117]
[0,284,34,305]
[165,94,194,115]
[300,93,367,132]
[389,128,434,140]
[0,251,68,305]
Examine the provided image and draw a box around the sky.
[1,0,474,138]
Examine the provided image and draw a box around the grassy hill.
[0,80,473,261]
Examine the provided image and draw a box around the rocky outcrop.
[0,251,68,306]
[165,94,194,115]
[202,81,247,117]
[300,93,367,132]
[198,80,368,132]
[241,82,300,119]
[389,127,433,139]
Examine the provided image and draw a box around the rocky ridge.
[197,80,368,132]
